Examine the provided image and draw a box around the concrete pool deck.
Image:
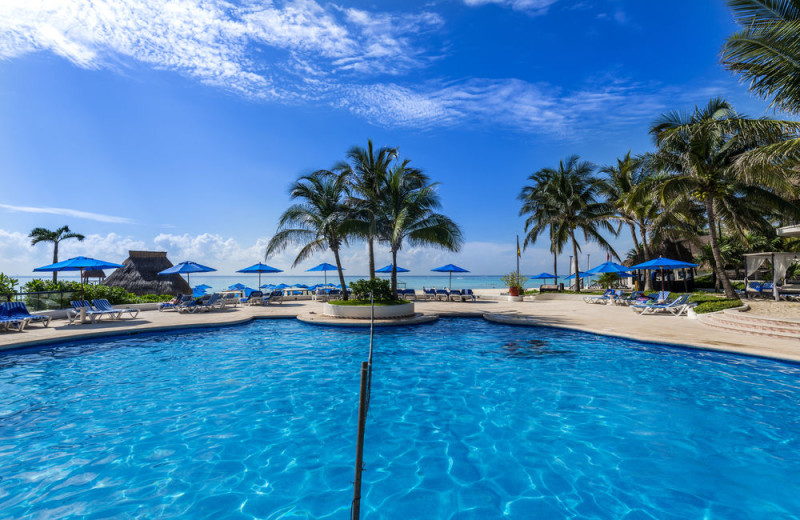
[0,297,798,363]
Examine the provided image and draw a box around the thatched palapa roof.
[82,269,106,282]
[103,251,192,296]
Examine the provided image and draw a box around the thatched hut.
[82,269,106,284]
[103,251,192,296]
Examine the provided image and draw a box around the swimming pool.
[0,318,798,519]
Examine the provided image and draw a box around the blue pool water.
[0,319,798,519]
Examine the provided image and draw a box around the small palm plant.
[266,171,354,299]
[29,225,85,282]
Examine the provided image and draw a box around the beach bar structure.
[103,251,192,296]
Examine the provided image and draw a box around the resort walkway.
[1,298,798,363]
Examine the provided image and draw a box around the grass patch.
[328,299,409,306]
[687,293,742,314]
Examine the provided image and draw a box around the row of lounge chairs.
[69,300,140,323]
[421,288,477,302]
[742,281,800,301]
[159,291,284,313]
[584,289,695,316]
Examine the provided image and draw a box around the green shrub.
[0,273,18,301]
[21,278,172,305]
[693,299,743,314]
[348,278,394,301]
[138,294,174,303]
[500,272,527,289]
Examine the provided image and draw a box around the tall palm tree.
[338,139,398,280]
[599,152,645,253]
[518,169,566,281]
[648,97,800,298]
[29,225,85,282]
[266,171,354,300]
[518,156,618,291]
[722,0,800,114]
[377,161,463,297]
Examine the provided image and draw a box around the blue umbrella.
[306,262,341,284]
[628,257,698,292]
[563,271,590,280]
[291,284,310,289]
[228,283,248,291]
[376,264,410,273]
[530,272,557,284]
[237,262,282,289]
[192,287,208,298]
[34,256,124,301]
[158,261,216,286]
[260,283,275,289]
[195,284,212,290]
[431,264,470,291]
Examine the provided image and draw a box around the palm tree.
[338,139,398,280]
[266,171,354,300]
[518,169,567,281]
[518,156,618,291]
[722,0,800,114]
[648,97,800,298]
[29,225,85,282]
[377,161,463,297]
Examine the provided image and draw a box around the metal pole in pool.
[351,361,368,519]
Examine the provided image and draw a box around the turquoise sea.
[14,274,589,291]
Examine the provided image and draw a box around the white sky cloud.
[0,228,588,278]
[0,0,670,137]
[0,203,134,224]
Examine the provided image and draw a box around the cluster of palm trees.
[266,140,463,299]
[519,97,800,298]
[520,0,800,300]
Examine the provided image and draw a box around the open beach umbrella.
[376,264,410,273]
[431,264,470,291]
[530,272,557,284]
[192,286,208,298]
[237,262,282,290]
[195,284,212,290]
[228,283,248,291]
[34,256,124,302]
[306,262,341,285]
[563,271,590,280]
[586,261,630,275]
[629,257,698,292]
[158,261,216,287]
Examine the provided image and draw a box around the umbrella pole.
[81,268,85,302]
[449,271,452,292]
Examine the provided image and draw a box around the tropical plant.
[500,271,528,289]
[722,0,800,114]
[0,273,18,301]
[376,161,463,297]
[596,272,621,288]
[348,278,394,301]
[266,170,352,299]
[337,139,398,280]
[29,225,85,282]
[518,155,618,291]
[648,98,800,298]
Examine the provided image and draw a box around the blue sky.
[0,0,781,277]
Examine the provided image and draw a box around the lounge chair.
[423,288,437,301]
[759,282,775,299]
[583,289,614,304]
[69,300,121,323]
[92,299,139,319]
[159,294,193,311]
[435,289,450,301]
[193,293,223,312]
[263,291,283,305]
[242,291,264,306]
[0,316,26,332]
[220,293,239,307]
[614,291,643,306]
[398,288,417,300]
[1,302,52,327]
[632,294,693,316]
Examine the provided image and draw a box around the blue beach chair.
[632,294,693,316]
[69,300,120,323]
[583,289,614,304]
[1,302,51,327]
[92,299,140,319]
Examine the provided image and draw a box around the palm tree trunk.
[52,241,59,283]
[571,232,580,292]
[391,248,398,298]
[705,197,737,298]
[629,223,640,252]
[552,251,558,283]
[368,237,375,280]
[332,246,349,300]
[639,225,652,291]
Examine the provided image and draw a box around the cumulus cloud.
[0,203,134,224]
[1,227,589,277]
